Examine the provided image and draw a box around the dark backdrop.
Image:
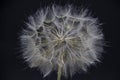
[1,0,120,80]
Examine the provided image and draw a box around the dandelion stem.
[57,65,62,80]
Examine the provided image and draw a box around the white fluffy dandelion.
[20,5,104,80]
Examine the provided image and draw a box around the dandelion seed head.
[20,5,104,77]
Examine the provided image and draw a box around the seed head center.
[56,34,65,43]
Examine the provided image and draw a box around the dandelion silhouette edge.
[20,5,104,79]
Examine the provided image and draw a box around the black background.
[1,0,120,80]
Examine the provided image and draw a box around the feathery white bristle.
[20,5,104,78]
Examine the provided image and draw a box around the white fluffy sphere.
[20,5,104,78]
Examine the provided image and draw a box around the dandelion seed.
[20,4,104,80]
